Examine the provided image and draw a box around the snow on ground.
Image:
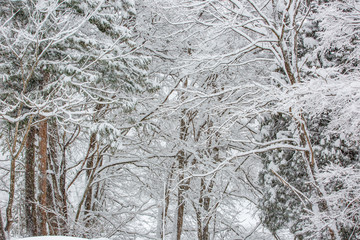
[14,237,109,240]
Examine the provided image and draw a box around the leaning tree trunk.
[25,127,38,236]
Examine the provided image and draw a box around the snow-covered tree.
[0,0,150,237]
[258,0,360,238]
[0,0,358,239]
[134,1,273,239]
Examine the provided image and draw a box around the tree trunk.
[5,155,16,234]
[0,208,6,240]
[176,149,186,240]
[39,116,48,236]
[46,179,57,236]
[84,133,97,228]
[47,120,62,235]
[174,78,191,240]
[25,126,38,236]
[201,179,213,240]
[196,178,213,240]
[58,126,80,235]
[194,116,218,240]
[175,109,190,240]
[195,204,202,240]
[5,116,34,234]
[60,146,68,235]
[74,133,110,237]
[157,164,175,239]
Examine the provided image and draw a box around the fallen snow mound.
[16,237,109,240]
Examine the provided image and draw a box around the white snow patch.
[269,161,279,172]
[334,139,341,147]
[303,37,318,48]
[14,237,109,240]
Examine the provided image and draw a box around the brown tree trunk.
[58,127,80,235]
[158,164,175,239]
[5,116,34,234]
[0,208,5,240]
[60,146,68,234]
[196,178,213,240]
[175,109,190,240]
[5,156,16,235]
[174,78,192,240]
[46,180,57,236]
[201,178,213,240]
[84,151,105,231]
[84,133,97,228]
[47,120,62,235]
[39,116,48,236]
[74,133,110,236]
[25,126,38,236]
[176,149,186,240]
[195,204,202,240]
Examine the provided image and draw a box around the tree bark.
[158,163,175,239]
[46,179,57,236]
[0,208,6,240]
[60,142,69,235]
[59,126,79,235]
[175,109,190,240]
[201,178,213,240]
[5,155,16,234]
[59,147,68,235]
[39,116,48,236]
[84,133,97,228]
[176,149,186,240]
[47,120,62,235]
[25,126,38,236]
[74,134,110,231]
[5,116,34,234]
[174,78,192,240]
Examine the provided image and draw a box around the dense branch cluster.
[0,0,359,239]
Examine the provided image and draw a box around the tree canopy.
[0,0,359,239]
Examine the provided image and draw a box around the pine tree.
[0,0,150,236]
